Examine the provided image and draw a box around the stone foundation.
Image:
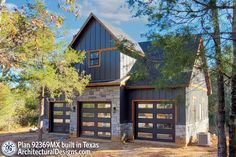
[175,125,187,145]
[43,118,49,132]
[120,123,134,141]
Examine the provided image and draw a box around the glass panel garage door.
[52,102,70,133]
[80,102,111,139]
[135,102,175,142]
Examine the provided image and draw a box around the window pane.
[54,119,63,123]
[138,104,153,109]
[98,103,111,108]
[138,113,153,119]
[138,123,153,128]
[157,134,173,140]
[54,111,63,115]
[156,103,173,109]
[65,119,70,123]
[82,122,94,127]
[138,132,153,138]
[97,122,110,127]
[82,113,94,117]
[90,59,99,66]
[98,132,111,137]
[82,103,95,108]
[82,131,94,136]
[54,103,63,107]
[98,113,111,118]
[90,52,99,59]
[157,114,173,119]
[65,111,70,115]
[157,123,173,129]
[89,51,100,66]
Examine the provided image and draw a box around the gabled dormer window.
[88,50,101,68]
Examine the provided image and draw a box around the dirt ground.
[0,128,217,157]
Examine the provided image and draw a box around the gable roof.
[127,39,212,95]
[70,13,145,57]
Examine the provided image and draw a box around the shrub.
[14,97,38,127]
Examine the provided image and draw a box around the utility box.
[197,132,211,146]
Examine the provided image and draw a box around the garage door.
[50,102,70,133]
[135,101,175,142]
[80,102,111,139]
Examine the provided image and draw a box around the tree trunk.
[229,0,236,156]
[38,86,45,141]
[210,1,227,156]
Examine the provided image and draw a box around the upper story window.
[87,48,116,68]
[89,50,101,68]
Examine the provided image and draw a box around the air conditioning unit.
[197,132,211,146]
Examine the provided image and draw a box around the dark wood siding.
[122,88,186,125]
[74,17,120,82]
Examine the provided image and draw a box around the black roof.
[127,40,200,87]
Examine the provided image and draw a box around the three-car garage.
[49,101,176,143]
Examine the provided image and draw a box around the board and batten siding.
[74,17,120,82]
[122,88,186,125]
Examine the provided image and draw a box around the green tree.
[0,83,15,131]
[0,1,90,140]
[230,1,236,156]
[126,0,234,156]
[209,45,232,134]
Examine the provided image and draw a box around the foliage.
[127,0,233,73]
[117,28,197,88]
[126,1,232,155]
[58,0,80,18]
[0,1,90,135]
[209,73,231,134]
[14,95,38,127]
[209,45,232,133]
[0,83,15,130]
[151,29,197,84]
[0,1,90,100]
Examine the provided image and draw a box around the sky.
[6,0,149,43]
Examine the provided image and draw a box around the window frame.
[88,49,101,68]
